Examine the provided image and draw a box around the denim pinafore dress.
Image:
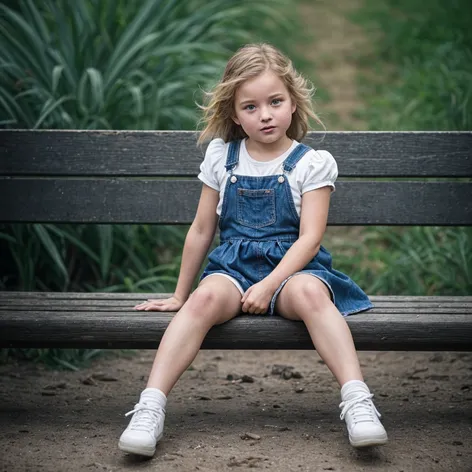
[200,140,373,316]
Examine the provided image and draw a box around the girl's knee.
[188,285,220,309]
[289,276,331,313]
[183,285,234,326]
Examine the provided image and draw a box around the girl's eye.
[271,99,282,106]
[245,104,255,111]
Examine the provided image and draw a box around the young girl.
[118,43,388,457]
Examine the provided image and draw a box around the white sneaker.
[119,389,166,457]
[339,380,388,448]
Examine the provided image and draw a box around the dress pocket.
[236,188,276,228]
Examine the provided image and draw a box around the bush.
[353,0,472,130]
[0,0,301,367]
[0,0,300,294]
[0,0,297,130]
[348,0,472,297]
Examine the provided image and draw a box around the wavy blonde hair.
[198,43,323,144]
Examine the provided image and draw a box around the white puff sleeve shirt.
[198,138,338,217]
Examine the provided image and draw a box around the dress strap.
[224,140,241,172]
[282,143,311,173]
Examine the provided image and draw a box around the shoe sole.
[118,432,163,457]
[350,435,388,448]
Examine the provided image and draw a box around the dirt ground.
[1,349,471,472]
[1,1,470,471]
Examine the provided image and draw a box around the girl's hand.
[134,295,185,312]
[241,280,276,315]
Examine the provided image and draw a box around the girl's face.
[232,70,296,150]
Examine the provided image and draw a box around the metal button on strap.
[230,176,237,183]
[278,176,285,183]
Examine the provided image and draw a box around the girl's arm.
[135,184,219,311]
[266,186,332,287]
[241,186,332,313]
[173,184,220,302]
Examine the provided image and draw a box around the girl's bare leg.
[275,274,387,447]
[275,274,362,385]
[119,276,242,456]
[146,276,242,395]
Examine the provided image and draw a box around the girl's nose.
[260,107,272,121]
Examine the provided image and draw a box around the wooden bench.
[1,130,471,351]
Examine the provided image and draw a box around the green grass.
[0,224,186,292]
[0,0,304,295]
[0,0,301,130]
[0,0,304,367]
[329,226,472,296]
[337,0,472,297]
[351,0,472,131]
[0,347,108,370]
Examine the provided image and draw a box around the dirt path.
[1,349,471,472]
[296,0,370,244]
[297,0,369,130]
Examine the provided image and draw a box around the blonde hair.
[198,43,323,145]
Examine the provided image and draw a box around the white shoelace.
[125,402,165,432]
[339,393,381,423]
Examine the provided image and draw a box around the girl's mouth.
[261,126,275,133]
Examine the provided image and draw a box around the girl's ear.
[291,101,297,114]
[232,115,241,126]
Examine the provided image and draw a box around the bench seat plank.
[1,292,470,302]
[1,301,470,314]
[1,293,471,351]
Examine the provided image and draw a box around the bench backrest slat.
[1,130,471,226]
[1,130,471,177]
[0,179,470,225]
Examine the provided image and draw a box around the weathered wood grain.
[1,306,471,350]
[0,294,471,351]
[1,130,471,177]
[2,292,471,303]
[1,179,470,225]
[1,298,471,313]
